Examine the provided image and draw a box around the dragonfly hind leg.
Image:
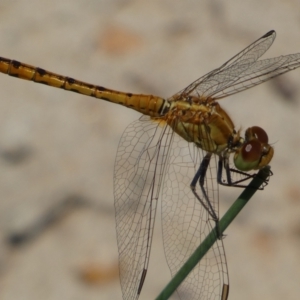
[190,153,222,238]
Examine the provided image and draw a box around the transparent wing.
[161,133,228,300]
[170,30,276,100]
[114,117,171,300]
[171,30,300,102]
[211,52,300,99]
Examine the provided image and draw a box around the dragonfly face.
[234,126,274,171]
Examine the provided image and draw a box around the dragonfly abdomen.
[0,57,165,117]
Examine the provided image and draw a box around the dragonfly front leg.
[217,157,270,189]
[190,153,221,238]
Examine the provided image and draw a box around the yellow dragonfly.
[0,30,299,300]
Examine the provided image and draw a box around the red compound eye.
[234,140,262,171]
[241,140,261,162]
[246,126,269,144]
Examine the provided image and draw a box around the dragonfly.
[0,30,299,300]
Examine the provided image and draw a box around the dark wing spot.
[263,30,275,38]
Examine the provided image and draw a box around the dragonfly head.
[234,126,274,171]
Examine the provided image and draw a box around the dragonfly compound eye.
[245,126,269,144]
[234,139,262,171]
[234,130,274,171]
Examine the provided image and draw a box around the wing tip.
[263,30,276,38]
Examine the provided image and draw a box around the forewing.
[211,52,300,99]
[161,133,228,300]
[114,117,171,300]
[169,30,276,100]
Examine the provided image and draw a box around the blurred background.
[0,0,299,299]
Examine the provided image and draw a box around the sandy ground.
[0,1,300,300]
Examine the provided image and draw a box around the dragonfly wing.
[161,134,228,300]
[169,30,276,100]
[114,117,171,300]
[212,52,300,99]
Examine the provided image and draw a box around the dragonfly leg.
[190,153,222,238]
[217,157,271,189]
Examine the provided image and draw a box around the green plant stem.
[155,166,271,300]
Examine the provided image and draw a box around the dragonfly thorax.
[165,99,238,154]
